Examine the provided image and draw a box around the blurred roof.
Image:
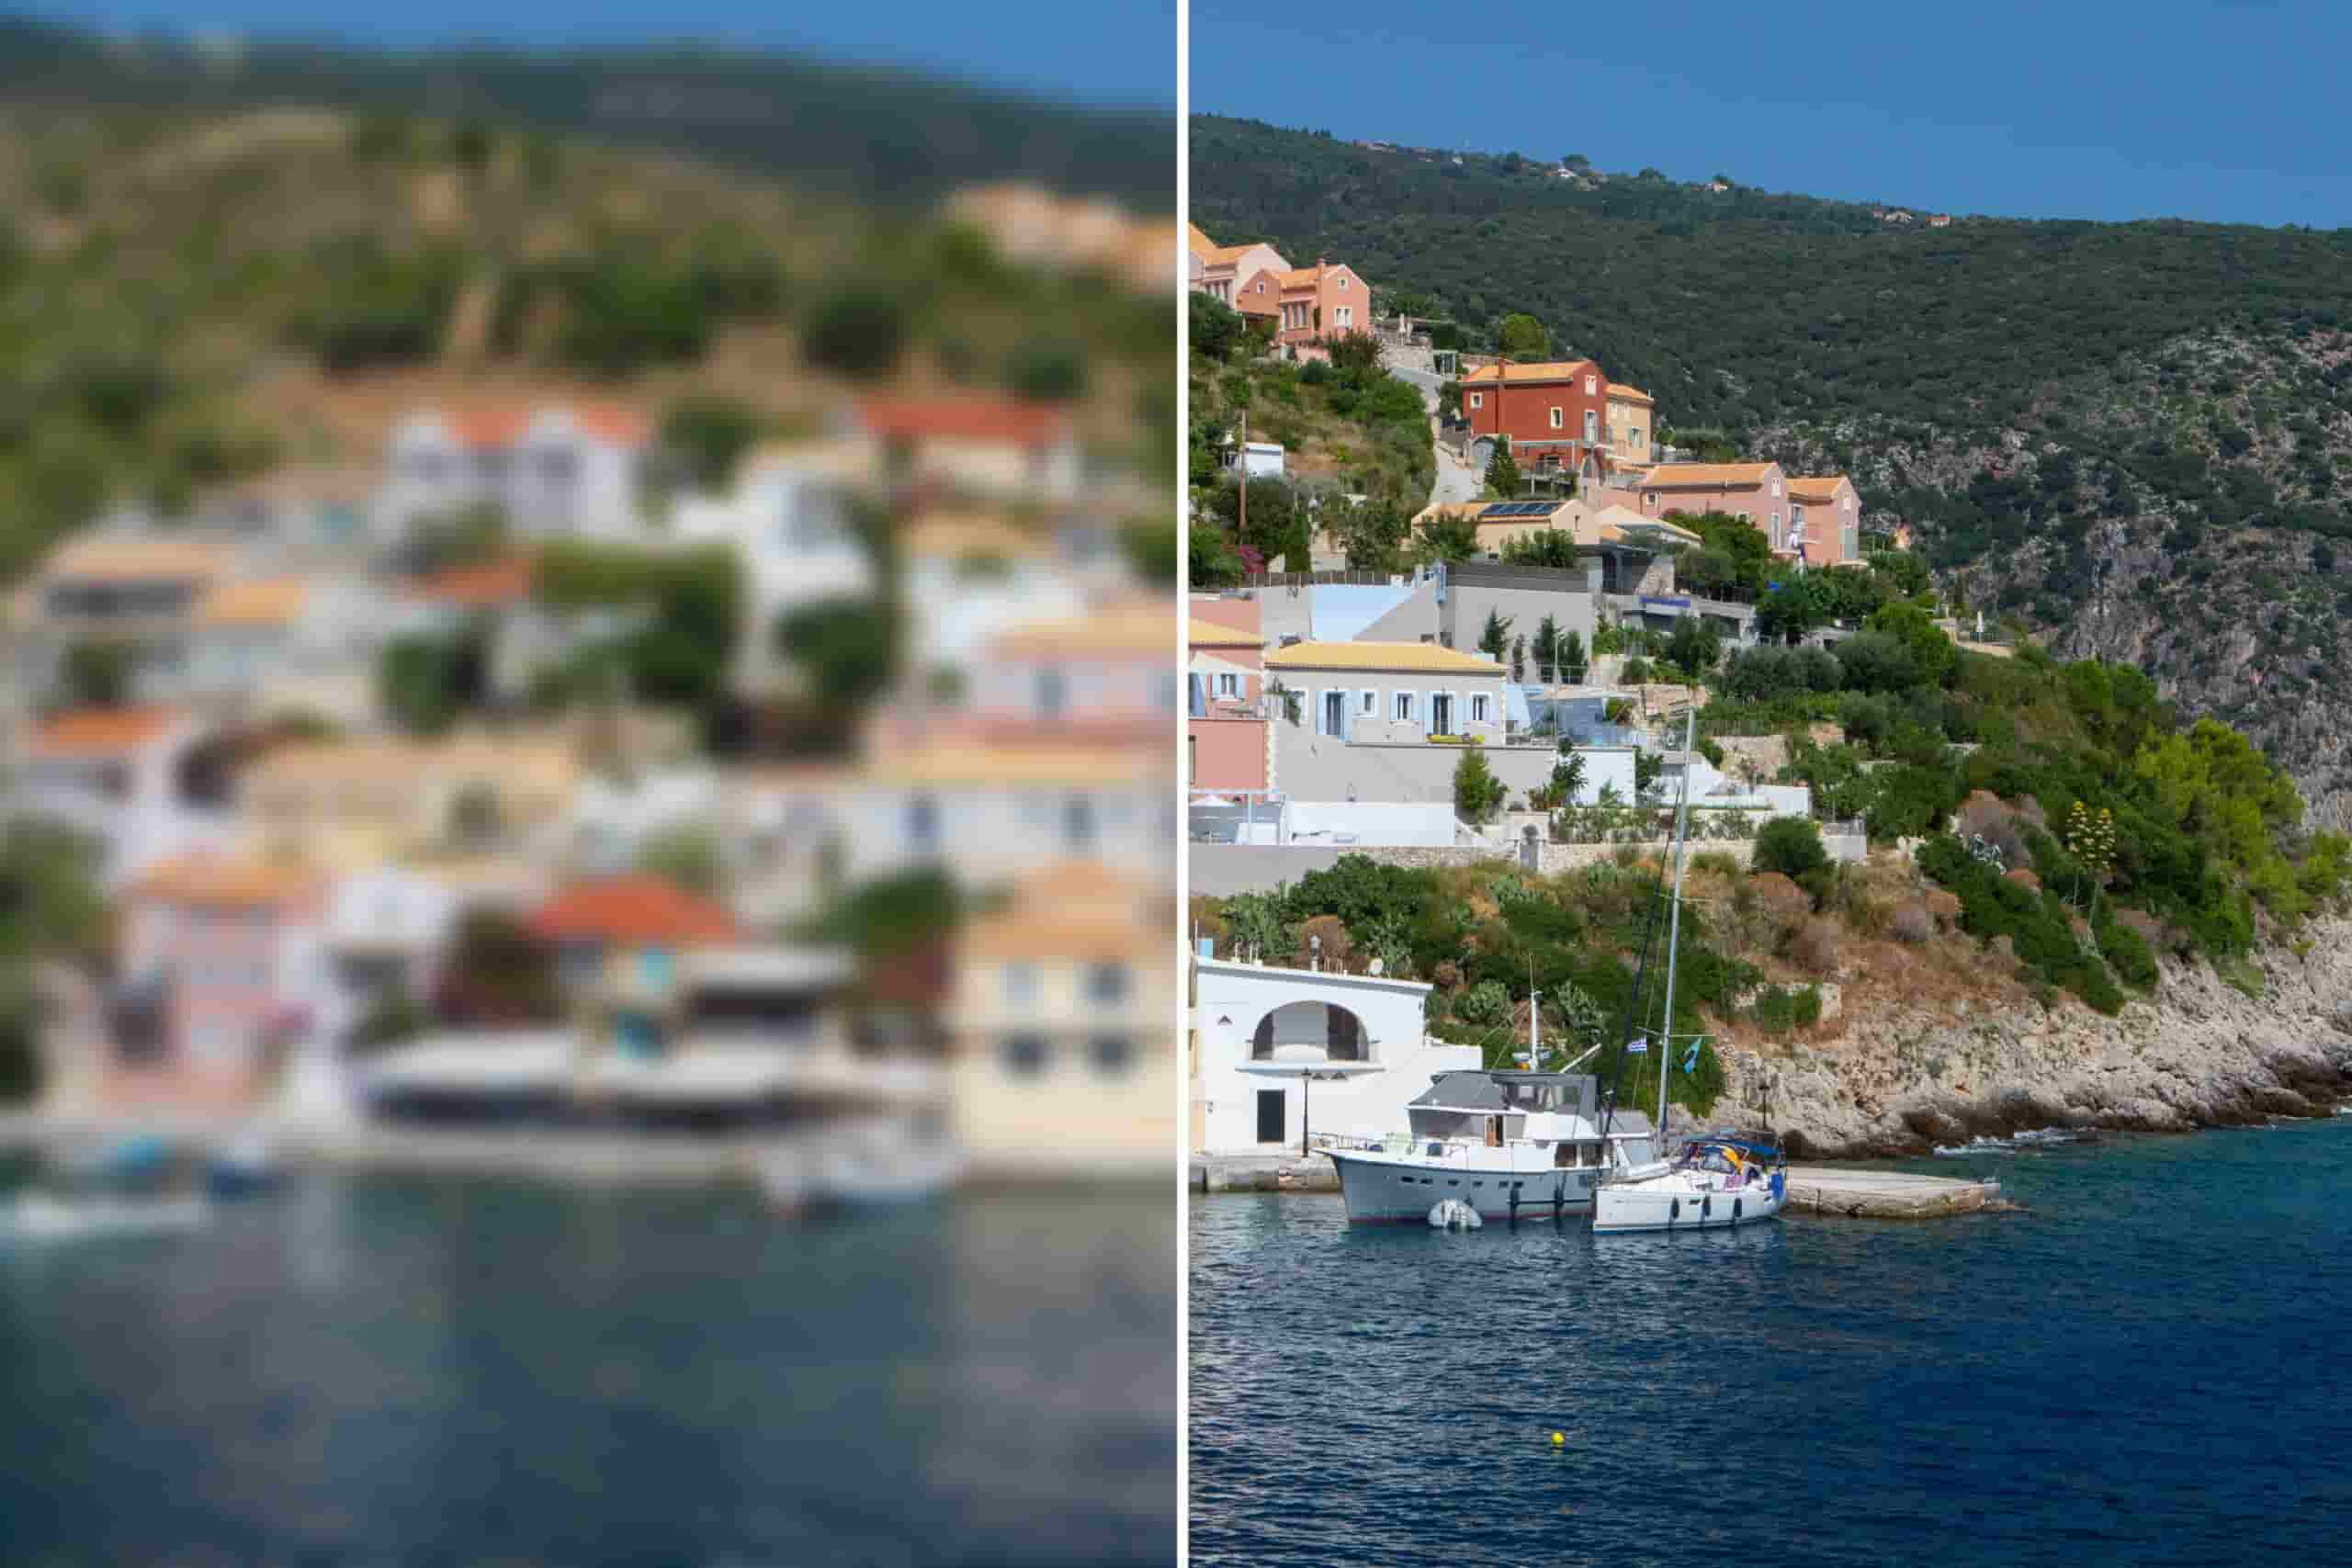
[903,513,1049,562]
[528,875,741,947]
[1265,640,1506,675]
[961,860,1163,963]
[130,852,323,908]
[24,706,187,757]
[42,534,232,583]
[244,733,577,792]
[870,740,1157,788]
[402,555,537,606]
[857,397,1071,447]
[196,575,311,628]
[990,604,1169,659]
[740,437,876,484]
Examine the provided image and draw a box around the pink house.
[1636,461,1799,552]
[1188,224,1290,309]
[109,853,330,1111]
[1188,602,1267,793]
[1786,475,1864,567]
[1277,260,1371,348]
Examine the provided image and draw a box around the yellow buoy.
[1550,1432,1565,1446]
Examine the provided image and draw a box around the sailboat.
[1591,705,1789,1235]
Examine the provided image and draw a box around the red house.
[1459,359,1612,476]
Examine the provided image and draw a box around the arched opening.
[1248,1000,1367,1063]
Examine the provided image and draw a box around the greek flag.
[1625,1036,1649,1055]
[1682,1043,1702,1073]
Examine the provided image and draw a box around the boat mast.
[1655,702,1697,1147]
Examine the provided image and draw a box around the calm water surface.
[0,1170,1175,1567]
[1190,1117,2352,1567]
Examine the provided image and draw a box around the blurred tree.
[802,286,909,380]
[60,641,134,708]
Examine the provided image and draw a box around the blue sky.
[41,1,1178,107]
[1190,0,2351,227]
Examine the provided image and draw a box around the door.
[1256,1089,1288,1145]
[1485,1115,1503,1148]
[1322,691,1345,736]
[1430,693,1453,736]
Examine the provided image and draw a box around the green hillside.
[1191,114,2352,823]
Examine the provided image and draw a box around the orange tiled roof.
[447,409,532,450]
[1186,617,1261,649]
[527,875,741,947]
[131,852,322,908]
[404,554,537,606]
[858,397,1071,447]
[25,706,183,756]
[1638,462,1782,488]
[44,534,231,584]
[1460,359,1600,384]
[1606,383,1655,404]
[1186,222,1220,258]
[568,404,650,446]
[1787,476,1852,502]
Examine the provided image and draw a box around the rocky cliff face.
[1704,917,2352,1158]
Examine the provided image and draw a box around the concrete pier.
[1781,1166,1999,1219]
[1192,1152,1339,1193]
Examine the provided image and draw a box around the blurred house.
[236,730,582,874]
[947,860,1170,1175]
[10,528,236,704]
[320,865,465,1040]
[944,182,1180,295]
[966,603,1182,746]
[185,571,394,726]
[856,396,1082,505]
[719,762,858,930]
[901,512,1086,684]
[5,706,237,888]
[842,739,1167,889]
[379,405,652,543]
[196,465,380,565]
[669,439,876,699]
[107,852,332,1112]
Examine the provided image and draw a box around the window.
[1359,689,1376,715]
[1338,274,1350,290]
[1468,392,1483,410]
[1770,478,1781,497]
[1549,407,1563,430]
[1585,375,1597,394]
[1845,494,1856,510]
[1001,964,1038,1005]
[1472,694,1490,723]
[1770,513,1782,547]
[1154,671,1179,714]
[1584,410,1598,444]
[1002,1034,1048,1076]
[1393,691,1415,723]
[1034,667,1067,717]
[907,793,940,852]
[1335,306,1352,329]
[1792,504,1806,527]
[1091,1036,1134,1076]
[1086,964,1130,1005]
[1063,794,1096,850]
[1216,671,1239,698]
[1634,430,1645,450]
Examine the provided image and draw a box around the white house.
[5,707,238,890]
[1190,953,1477,1156]
[854,396,1084,505]
[379,406,652,544]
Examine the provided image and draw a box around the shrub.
[1753,817,1830,881]
[2096,908,2161,989]
[1453,743,1508,824]
[1789,917,1841,975]
[1892,902,1936,943]
[801,286,910,380]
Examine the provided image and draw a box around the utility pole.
[1237,408,1249,562]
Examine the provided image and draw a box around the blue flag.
[1682,1044,1702,1073]
[1625,1036,1648,1055]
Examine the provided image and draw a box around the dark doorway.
[1256,1089,1287,1145]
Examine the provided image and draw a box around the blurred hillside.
[0,15,1173,209]
[0,90,1175,580]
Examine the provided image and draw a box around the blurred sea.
[1190,1116,2352,1567]
[0,1169,1176,1567]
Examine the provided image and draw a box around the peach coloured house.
[1230,265,1283,331]
[1188,610,1268,793]
[109,853,332,1111]
[1787,475,1864,567]
[1634,461,1799,552]
[1187,223,1290,308]
[1277,261,1371,348]
[1604,383,1656,464]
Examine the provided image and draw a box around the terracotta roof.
[131,852,322,908]
[1638,462,1782,489]
[447,409,532,450]
[564,405,650,446]
[196,575,311,628]
[527,875,741,947]
[1187,618,1261,649]
[1606,384,1655,405]
[25,706,184,756]
[1186,222,1219,258]
[857,397,1071,447]
[1460,359,1600,384]
[960,859,1162,963]
[403,555,537,606]
[1786,476,1853,502]
[1265,640,1507,675]
[44,534,231,584]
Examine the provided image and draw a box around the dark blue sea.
[1189,1115,2352,1567]
[0,1170,1176,1567]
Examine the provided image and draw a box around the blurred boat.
[0,1191,209,1241]
[201,1132,282,1198]
[808,1109,967,1211]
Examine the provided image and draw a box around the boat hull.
[1591,1180,1782,1234]
[1326,1149,1604,1224]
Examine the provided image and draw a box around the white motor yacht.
[1322,1069,1658,1223]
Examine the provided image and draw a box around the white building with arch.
[1189,953,1478,1155]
